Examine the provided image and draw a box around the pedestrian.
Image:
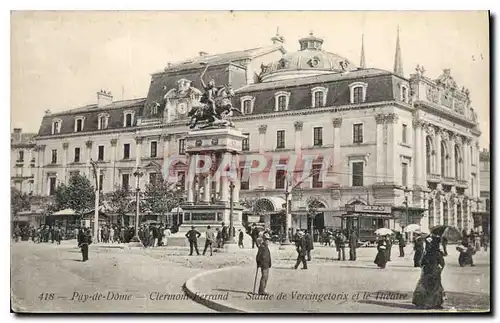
[374,236,388,269]
[398,232,406,257]
[480,232,489,252]
[97,226,102,243]
[441,237,448,256]
[335,231,346,261]
[348,230,358,261]
[412,235,445,309]
[215,228,222,248]
[251,224,259,249]
[152,224,159,247]
[163,226,172,246]
[55,226,62,245]
[238,229,244,248]
[185,225,201,256]
[293,230,308,270]
[78,228,92,262]
[413,233,425,267]
[256,232,272,295]
[221,222,228,248]
[474,233,481,253]
[385,235,393,261]
[203,225,215,256]
[157,224,164,247]
[109,226,115,243]
[304,230,313,261]
[457,237,475,267]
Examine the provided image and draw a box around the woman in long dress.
[412,235,446,309]
[374,237,388,269]
[413,234,424,267]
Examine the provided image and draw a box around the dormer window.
[123,110,135,127]
[52,119,62,134]
[400,84,409,103]
[240,96,256,115]
[349,82,368,104]
[274,91,291,112]
[74,116,85,132]
[311,86,328,108]
[98,113,109,130]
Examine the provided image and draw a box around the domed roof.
[260,32,357,82]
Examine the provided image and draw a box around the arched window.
[454,145,461,179]
[441,142,447,176]
[426,137,433,174]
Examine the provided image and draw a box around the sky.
[10,11,490,148]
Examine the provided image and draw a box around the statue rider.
[200,64,220,118]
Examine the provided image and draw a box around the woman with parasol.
[412,234,446,309]
[373,228,392,269]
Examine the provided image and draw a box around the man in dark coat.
[185,226,201,256]
[221,222,228,247]
[348,230,358,261]
[203,225,215,256]
[398,233,406,257]
[256,233,272,295]
[413,234,424,267]
[335,231,346,261]
[385,235,393,261]
[251,224,259,249]
[304,230,313,261]
[293,231,308,270]
[238,229,244,248]
[78,228,92,262]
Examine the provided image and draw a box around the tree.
[54,174,95,220]
[11,187,30,220]
[143,177,183,225]
[108,185,133,226]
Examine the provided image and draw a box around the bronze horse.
[187,85,242,129]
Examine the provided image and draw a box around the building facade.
[30,31,482,237]
[11,128,37,194]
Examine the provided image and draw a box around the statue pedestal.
[177,126,247,236]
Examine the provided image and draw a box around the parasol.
[374,228,393,236]
[404,224,421,233]
[430,225,462,241]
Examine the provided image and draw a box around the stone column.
[438,195,444,225]
[85,140,93,178]
[475,141,480,200]
[186,154,196,204]
[162,134,171,159]
[232,154,240,204]
[463,138,470,195]
[435,128,442,177]
[294,121,303,155]
[220,152,231,203]
[62,142,69,185]
[386,113,399,185]
[452,198,458,227]
[110,138,118,190]
[258,125,267,154]
[413,117,424,187]
[332,117,342,183]
[214,153,221,201]
[375,114,385,184]
[258,125,267,187]
[203,174,211,203]
[449,133,456,179]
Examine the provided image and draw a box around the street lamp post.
[283,188,291,244]
[90,159,100,243]
[227,180,236,244]
[133,167,143,238]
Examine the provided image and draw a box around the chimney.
[199,51,208,56]
[13,128,22,144]
[97,89,113,108]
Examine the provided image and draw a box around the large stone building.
[11,128,37,194]
[30,30,483,239]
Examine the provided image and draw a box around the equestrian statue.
[187,63,243,129]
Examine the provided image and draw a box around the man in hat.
[78,228,92,262]
[293,230,308,270]
[398,232,406,257]
[203,225,215,256]
[348,229,358,261]
[256,232,272,295]
[185,225,201,256]
[238,229,244,248]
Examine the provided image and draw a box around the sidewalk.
[184,248,490,313]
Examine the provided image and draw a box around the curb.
[183,266,251,313]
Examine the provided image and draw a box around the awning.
[52,208,76,216]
